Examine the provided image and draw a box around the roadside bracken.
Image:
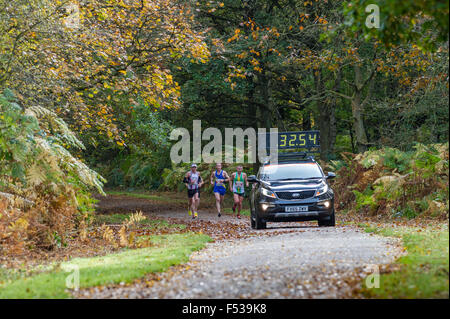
[327,143,449,220]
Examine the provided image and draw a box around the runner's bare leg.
[214,192,221,214]
[220,195,225,213]
[238,195,244,214]
[233,193,240,215]
[194,193,200,213]
[188,197,193,213]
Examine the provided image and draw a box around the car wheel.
[250,201,256,229]
[318,209,335,227]
[250,211,256,229]
[254,208,266,230]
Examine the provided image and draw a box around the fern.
[25,106,85,150]
[1,90,106,200]
[26,164,48,187]
[35,137,106,194]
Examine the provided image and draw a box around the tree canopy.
[0,0,448,242]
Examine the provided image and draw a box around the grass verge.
[0,232,211,299]
[223,207,250,217]
[359,222,449,298]
[94,213,186,230]
[106,190,186,204]
[106,189,251,211]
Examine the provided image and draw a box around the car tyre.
[254,208,266,229]
[250,212,256,229]
[318,209,335,227]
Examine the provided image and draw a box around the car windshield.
[259,163,323,181]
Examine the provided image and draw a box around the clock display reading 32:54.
[277,131,320,149]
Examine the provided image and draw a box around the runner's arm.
[198,174,204,187]
[223,171,230,182]
[183,172,190,188]
[229,172,235,191]
[242,173,248,187]
[244,173,249,187]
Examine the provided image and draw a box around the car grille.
[276,190,315,200]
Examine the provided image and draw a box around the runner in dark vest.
[183,163,203,219]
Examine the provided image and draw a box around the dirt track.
[79,194,402,299]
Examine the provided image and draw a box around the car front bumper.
[257,198,334,222]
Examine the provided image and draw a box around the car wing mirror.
[247,175,259,183]
[326,172,336,180]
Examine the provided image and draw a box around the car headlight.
[261,188,276,198]
[315,184,328,197]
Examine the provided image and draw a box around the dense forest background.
[0,0,448,249]
[89,0,449,189]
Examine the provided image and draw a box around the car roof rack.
[263,152,316,165]
[279,151,315,161]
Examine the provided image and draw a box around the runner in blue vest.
[229,165,248,219]
[210,163,230,217]
[183,163,204,219]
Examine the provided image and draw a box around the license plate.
[285,206,308,212]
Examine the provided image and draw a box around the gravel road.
[78,209,402,299]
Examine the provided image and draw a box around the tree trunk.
[328,104,336,157]
[253,71,273,171]
[329,72,340,157]
[352,64,369,153]
[349,127,356,153]
[314,69,336,160]
[302,110,311,131]
[257,70,273,129]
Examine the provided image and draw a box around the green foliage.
[223,208,250,217]
[365,81,449,150]
[412,143,442,172]
[344,0,449,51]
[82,0,447,194]
[106,191,186,204]
[362,223,449,298]
[0,89,39,184]
[327,159,347,173]
[0,233,211,298]
[91,105,174,189]
[353,189,376,211]
[94,213,186,231]
[100,152,168,189]
[0,90,105,199]
[159,161,255,193]
[128,103,174,149]
[380,148,412,173]
[335,143,449,219]
[334,135,354,155]
[161,165,189,192]
[75,191,98,214]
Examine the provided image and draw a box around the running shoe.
[194,212,198,219]
[218,212,221,217]
[237,214,241,219]
[188,210,192,216]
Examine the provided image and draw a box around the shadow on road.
[265,224,319,230]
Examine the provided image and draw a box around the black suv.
[248,156,336,229]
